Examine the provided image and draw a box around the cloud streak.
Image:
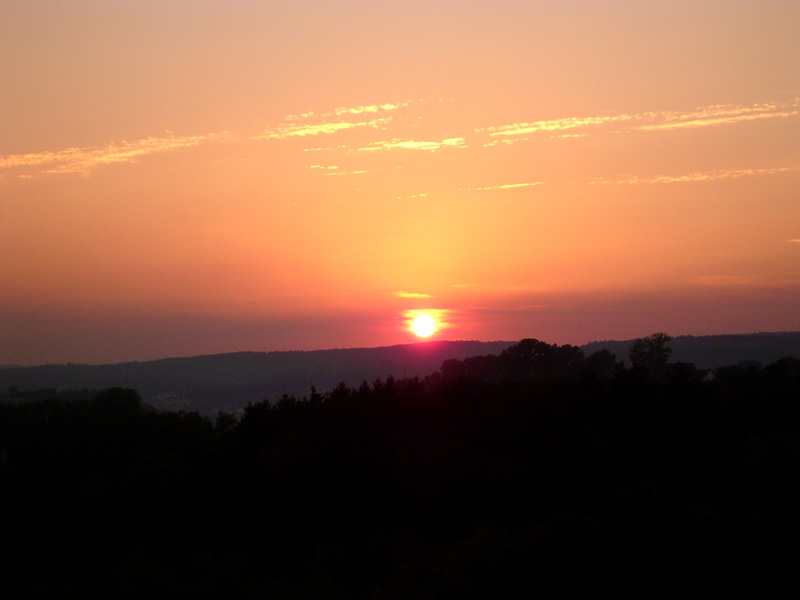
[0,132,230,176]
[588,166,797,185]
[1,100,413,178]
[5,97,796,180]
[481,98,800,139]
[334,102,409,116]
[639,102,800,131]
[284,101,412,122]
[473,182,544,191]
[484,114,638,137]
[394,291,432,298]
[260,101,413,140]
[358,137,467,152]
[257,118,391,140]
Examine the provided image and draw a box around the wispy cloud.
[308,164,370,176]
[588,166,797,185]
[639,102,799,131]
[394,291,432,299]
[402,308,451,328]
[1,99,415,178]
[473,182,544,191]
[324,169,368,176]
[481,98,800,139]
[264,101,413,139]
[484,114,638,138]
[358,137,467,152]
[257,118,391,140]
[334,102,409,116]
[7,97,796,181]
[0,132,230,176]
[788,239,800,243]
[284,101,412,122]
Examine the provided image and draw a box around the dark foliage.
[2,341,800,597]
[628,332,672,373]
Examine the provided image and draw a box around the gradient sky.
[2,1,800,365]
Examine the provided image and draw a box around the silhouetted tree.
[629,332,672,372]
[584,348,621,378]
[500,338,585,379]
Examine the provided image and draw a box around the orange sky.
[2,1,800,365]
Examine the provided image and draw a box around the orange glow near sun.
[410,313,437,338]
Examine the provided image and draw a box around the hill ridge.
[3,332,799,413]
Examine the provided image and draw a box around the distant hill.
[0,340,514,414]
[582,331,800,369]
[3,333,799,414]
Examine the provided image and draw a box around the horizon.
[4,330,799,369]
[3,2,800,366]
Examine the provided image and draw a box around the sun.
[411,313,437,338]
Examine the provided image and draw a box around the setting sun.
[411,314,437,338]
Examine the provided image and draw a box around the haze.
[2,1,799,365]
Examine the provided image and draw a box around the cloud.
[481,98,800,139]
[0,132,230,176]
[257,118,390,140]
[402,308,451,326]
[639,101,799,131]
[394,291,432,299]
[588,166,797,185]
[473,182,544,191]
[358,137,466,152]
[308,164,369,176]
[390,193,428,200]
[484,114,638,138]
[788,239,800,243]
[0,99,414,178]
[8,97,795,181]
[266,101,413,138]
[324,169,368,176]
[284,101,412,122]
[333,102,409,116]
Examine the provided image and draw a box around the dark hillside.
[582,331,800,368]
[4,333,799,413]
[0,340,514,413]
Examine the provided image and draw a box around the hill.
[582,331,800,369]
[0,340,514,413]
[3,332,799,414]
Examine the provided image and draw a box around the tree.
[500,339,585,379]
[584,349,620,378]
[628,333,672,372]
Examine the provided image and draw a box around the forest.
[2,336,799,598]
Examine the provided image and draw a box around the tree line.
[2,335,799,597]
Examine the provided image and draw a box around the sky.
[2,1,800,365]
